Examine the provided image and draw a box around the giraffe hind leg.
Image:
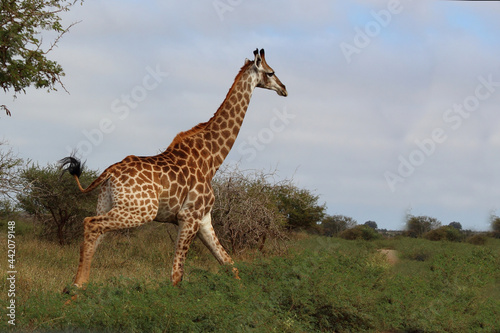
[71,208,155,288]
[72,216,101,288]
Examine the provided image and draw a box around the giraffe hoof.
[232,267,241,280]
[62,285,80,305]
[63,295,79,306]
[62,283,82,294]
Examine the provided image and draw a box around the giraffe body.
[61,49,287,287]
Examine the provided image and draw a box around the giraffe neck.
[204,64,257,168]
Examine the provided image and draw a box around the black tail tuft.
[59,155,85,178]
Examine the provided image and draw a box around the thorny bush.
[211,166,289,255]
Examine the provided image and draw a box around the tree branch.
[1,105,12,116]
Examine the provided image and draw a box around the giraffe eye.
[266,72,275,77]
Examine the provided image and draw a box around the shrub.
[17,162,99,245]
[211,166,288,255]
[423,226,465,242]
[467,234,488,245]
[405,248,432,261]
[339,225,381,241]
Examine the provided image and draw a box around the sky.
[2,0,500,231]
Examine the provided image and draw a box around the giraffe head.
[247,48,288,97]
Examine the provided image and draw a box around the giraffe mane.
[167,122,209,148]
[167,60,254,149]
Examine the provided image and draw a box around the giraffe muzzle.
[278,86,288,97]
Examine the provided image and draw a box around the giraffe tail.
[59,156,109,193]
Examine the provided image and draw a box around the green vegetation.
[17,163,99,245]
[1,0,81,115]
[1,219,499,332]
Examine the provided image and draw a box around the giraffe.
[60,48,287,288]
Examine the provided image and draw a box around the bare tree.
[0,141,24,209]
[211,166,289,255]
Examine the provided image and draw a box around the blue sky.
[2,0,500,230]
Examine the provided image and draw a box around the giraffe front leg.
[198,213,233,265]
[171,218,200,286]
[198,213,240,281]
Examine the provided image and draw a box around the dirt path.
[377,249,399,265]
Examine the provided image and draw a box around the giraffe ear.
[255,55,262,68]
[254,52,262,68]
[244,58,251,66]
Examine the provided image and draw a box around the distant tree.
[321,214,357,236]
[448,221,462,230]
[491,215,500,239]
[274,183,326,231]
[1,0,81,116]
[17,162,98,245]
[405,215,441,238]
[364,220,377,230]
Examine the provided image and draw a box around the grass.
[1,220,499,332]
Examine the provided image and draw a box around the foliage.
[448,221,462,230]
[273,183,326,230]
[0,0,80,115]
[16,162,98,244]
[423,225,465,242]
[364,220,377,229]
[211,166,288,255]
[339,224,381,241]
[405,214,441,238]
[320,214,357,236]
